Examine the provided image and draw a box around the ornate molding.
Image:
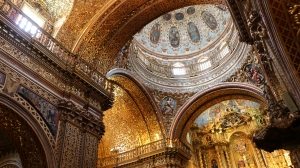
[0,3,114,111]
[247,10,295,128]
[225,0,252,43]
[57,100,105,138]
[56,100,104,168]
[98,139,191,168]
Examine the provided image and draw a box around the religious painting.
[160,96,176,116]
[150,23,161,44]
[194,99,261,133]
[17,86,58,134]
[187,22,200,43]
[201,11,218,30]
[0,72,6,85]
[169,26,180,48]
[244,64,264,85]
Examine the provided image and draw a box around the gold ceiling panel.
[98,75,162,158]
[56,0,111,50]
[110,75,163,138]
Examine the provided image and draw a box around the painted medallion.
[201,11,218,30]
[169,26,180,47]
[188,22,200,43]
[150,23,161,44]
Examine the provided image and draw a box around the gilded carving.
[0,105,48,168]
[60,123,82,168]
[288,4,300,39]
[0,62,56,147]
[247,11,294,129]
[190,109,292,168]
[98,139,191,167]
[83,134,99,168]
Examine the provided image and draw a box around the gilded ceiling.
[19,0,73,21]
[55,0,225,74]
[98,75,162,157]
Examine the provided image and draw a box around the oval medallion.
[163,13,171,21]
[187,7,195,15]
[169,26,180,47]
[187,22,200,43]
[201,11,218,30]
[175,13,184,20]
[150,23,161,44]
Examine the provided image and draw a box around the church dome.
[127,5,251,93]
[134,5,230,56]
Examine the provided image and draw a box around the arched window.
[15,2,45,36]
[172,62,186,75]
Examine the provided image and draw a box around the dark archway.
[0,94,56,168]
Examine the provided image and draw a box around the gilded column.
[228,145,237,168]
[222,145,231,168]
[198,149,204,168]
[55,100,105,168]
[215,145,224,168]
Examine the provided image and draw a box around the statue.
[211,159,218,168]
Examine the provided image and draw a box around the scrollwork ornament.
[288,3,300,39]
[247,11,296,129]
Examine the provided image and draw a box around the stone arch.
[0,93,56,168]
[169,82,266,142]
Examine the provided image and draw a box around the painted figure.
[169,26,180,47]
[188,22,200,43]
[202,11,218,30]
[150,23,161,44]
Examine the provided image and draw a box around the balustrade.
[98,139,191,167]
[0,0,114,98]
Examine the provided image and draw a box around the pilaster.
[55,100,105,168]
